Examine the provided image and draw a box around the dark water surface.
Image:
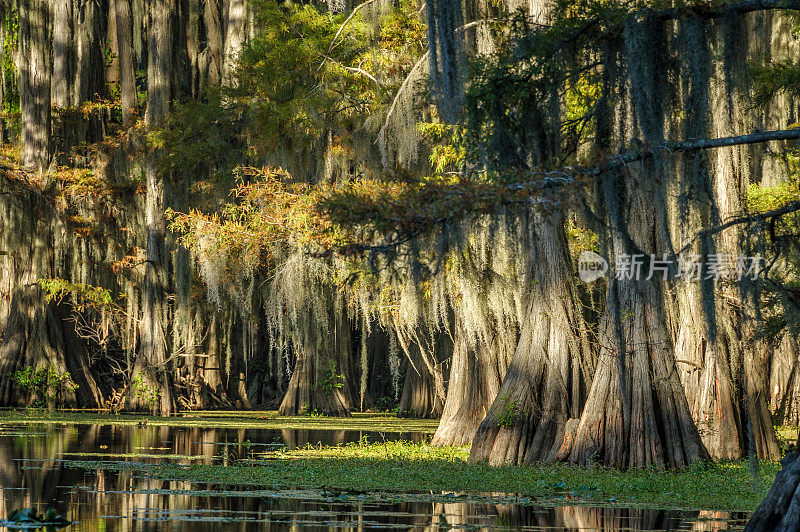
[0,424,749,530]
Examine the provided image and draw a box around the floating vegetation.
[0,421,757,529]
[62,438,779,512]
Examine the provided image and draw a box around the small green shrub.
[130,374,160,411]
[12,367,78,409]
[315,363,345,396]
[496,395,521,428]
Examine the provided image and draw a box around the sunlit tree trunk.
[431,316,512,446]
[115,0,137,121]
[673,14,781,461]
[129,0,176,415]
[52,0,71,108]
[222,0,246,84]
[18,0,52,171]
[470,212,594,464]
[203,0,224,88]
[560,15,710,468]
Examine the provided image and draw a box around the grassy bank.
[64,439,780,512]
[0,409,439,432]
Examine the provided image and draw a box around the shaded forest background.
[2,0,800,473]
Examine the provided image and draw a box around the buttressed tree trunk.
[396,324,449,419]
[397,345,445,418]
[0,180,102,409]
[18,0,52,172]
[674,14,781,461]
[560,14,709,468]
[278,307,356,417]
[470,212,594,465]
[431,315,512,446]
[745,451,800,531]
[128,0,176,415]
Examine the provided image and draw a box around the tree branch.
[327,0,377,55]
[654,0,800,20]
[358,127,800,255]
[587,128,800,176]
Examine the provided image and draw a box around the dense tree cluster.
[2,0,800,500]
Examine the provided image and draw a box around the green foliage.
[752,59,800,106]
[233,0,378,151]
[566,219,599,259]
[496,395,521,428]
[37,278,123,312]
[748,177,800,216]
[12,367,78,409]
[156,91,245,183]
[419,122,466,176]
[300,405,326,417]
[315,362,345,395]
[1,10,19,117]
[70,439,781,512]
[747,160,800,291]
[130,375,160,411]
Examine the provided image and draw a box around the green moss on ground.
[64,439,780,512]
[0,410,439,432]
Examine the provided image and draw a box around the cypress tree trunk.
[128,0,175,415]
[0,180,102,409]
[431,316,512,446]
[397,352,445,418]
[673,13,780,461]
[72,0,105,107]
[278,309,356,417]
[559,13,709,468]
[396,325,448,418]
[115,0,137,121]
[0,17,5,143]
[470,212,594,464]
[222,0,246,83]
[769,333,800,425]
[746,451,800,531]
[18,0,52,172]
[203,0,224,88]
[52,0,72,108]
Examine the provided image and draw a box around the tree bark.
[431,316,512,446]
[203,0,224,88]
[278,309,356,417]
[115,0,138,121]
[128,0,175,415]
[470,212,594,465]
[52,0,72,108]
[222,0,246,84]
[397,328,449,418]
[746,451,800,531]
[18,0,52,172]
[72,0,105,106]
[0,180,101,409]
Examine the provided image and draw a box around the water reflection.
[0,424,748,530]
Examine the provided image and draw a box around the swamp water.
[0,423,749,530]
